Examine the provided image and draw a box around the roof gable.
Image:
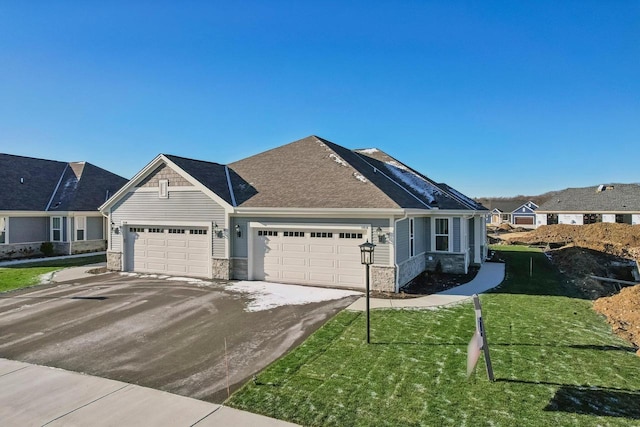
[0,154,127,212]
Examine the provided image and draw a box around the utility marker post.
[467,294,494,381]
[529,257,533,277]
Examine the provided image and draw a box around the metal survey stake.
[470,294,494,381]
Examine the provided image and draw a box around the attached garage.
[125,226,211,278]
[250,226,367,289]
[513,216,534,225]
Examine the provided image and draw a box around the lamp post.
[359,240,375,344]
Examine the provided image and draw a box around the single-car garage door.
[252,228,366,289]
[514,216,534,225]
[126,226,210,278]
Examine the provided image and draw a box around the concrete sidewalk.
[347,262,505,311]
[0,358,297,427]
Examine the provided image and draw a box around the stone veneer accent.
[231,258,248,280]
[70,239,107,254]
[397,255,427,288]
[136,164,193,188]
[107,251,122,271]
[212,258,230,280]
[371,265,396,292]
[425,252,467,274]
[0,242,66,260]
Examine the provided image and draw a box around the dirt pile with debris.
[593,285,640,354]
[510,223,640,260]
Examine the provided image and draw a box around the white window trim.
[76,216,86,241]
[0,216,7,244]
[409,218,415,257]
[51,216,63,242]
[433,217,452,252]
[159,179,168,199]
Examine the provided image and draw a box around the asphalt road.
[0,274,358,403]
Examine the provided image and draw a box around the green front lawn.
[0,254,106,293]
[227,247,640,426]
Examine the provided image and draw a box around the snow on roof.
[384,161,439,203]
[358,148,379,154]
[329,153,348,166]
[353,172,367,183]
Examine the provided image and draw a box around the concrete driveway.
[0,273,359,403]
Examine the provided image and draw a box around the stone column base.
[371,265,396,292]
[212,258,231,280]
[107,251,122,271]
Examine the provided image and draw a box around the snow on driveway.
[225,281,362,312]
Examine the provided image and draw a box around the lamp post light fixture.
[359,240,375,344]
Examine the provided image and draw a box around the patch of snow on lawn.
[225,281,362,312]
[384,161,439,203]
[39,272,55,284]
[329,153,348,166]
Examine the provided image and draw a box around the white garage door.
[126,226,210,278]
[252,228,366,289]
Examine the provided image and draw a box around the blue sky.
[1,1,638,197]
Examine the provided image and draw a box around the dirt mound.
[516,223,640,259]
[593,285,640,354]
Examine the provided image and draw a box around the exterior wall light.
[235,224,242,238]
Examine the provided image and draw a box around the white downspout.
[393,211,409,293]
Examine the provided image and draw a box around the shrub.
[40,242,54,257]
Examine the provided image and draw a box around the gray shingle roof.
[0,153,128,212]
[163,155,234,205]
[537,184,640,212]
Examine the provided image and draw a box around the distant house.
[0,154,128,260]
[100,135,489,292]
[535,184,640,226]
[485,200,538,228]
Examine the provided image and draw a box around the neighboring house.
[0,154,128,260]
[535,184,640,226]
[485,200,538,228]
[100,136,488,292]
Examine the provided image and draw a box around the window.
[283,231,305,237]
[52,217,62,242]
[339,233,363,239]
[159,179,168,198]
[310,232,333,238]
[148,228,164,233]
[75,216,86,241]
[189,229,207,235]
[258,230,278,236]
[409,218,415,257]
[435,218,449,252]
[130,227,145,233]
[583,214,602,224]
[0,217,6,244]
[168,228,185,234]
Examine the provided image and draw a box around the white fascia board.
[99,154,165,212]
[234,207,404,217]
[119,220,212,228]
[0,210,102,217]
[248,221,370,231]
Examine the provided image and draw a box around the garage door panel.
[309,272,336,282]
[282,271,306,280]
[309,244,335,254]
[282,243,306,252]
[126,227,210,279]
[337,245,360,255]
[309,258,335,268]
[337,274,362,286]
[282,257,306,266]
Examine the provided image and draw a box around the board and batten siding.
[110,191,226,257]
[231,217,391,266]
[395,218,409,264]
[8,217,48,243]
[453,217,461,252]
[414,217,427,255]
[87,217,104,240]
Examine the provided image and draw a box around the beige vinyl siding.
[395,218,409,263]
[111,191,226,257]
[231,217,391,266]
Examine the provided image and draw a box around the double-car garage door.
[252,228,366,289]
[126,226,210,278]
